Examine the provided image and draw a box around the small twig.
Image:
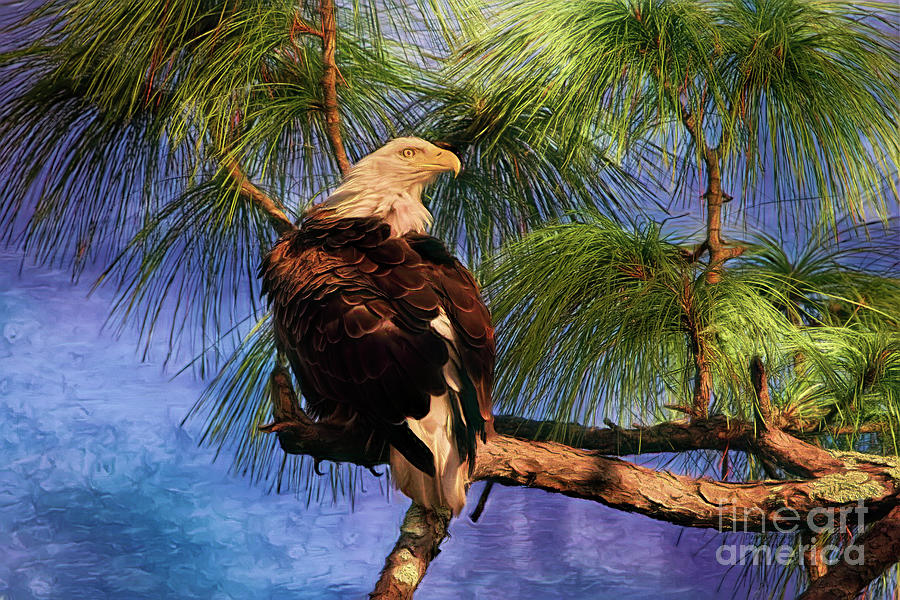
[603,417,622,430]
[215,120,295,236]
[663,404,695,415]
[223,158,295,235]
[749,356,773,429]
[291,14,324,39]
[469,481,495,522]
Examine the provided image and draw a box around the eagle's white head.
[317,137,462,236]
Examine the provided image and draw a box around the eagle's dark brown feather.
[260,210,494,481]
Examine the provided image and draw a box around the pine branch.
[369,503,451,599]
[748,357,846,478]
[287,1,350,176]
[473,436,898,531]
[665,82,744,277]
[683,283,713,419]
[223,155,296,235]
[291,14,324,40]
[265,418,899,532]
[494,415,889,454]
[213,121,295,236]
[494,414,753,454]
[318,0,350,176]
[797,505,900,600]
[259,369,900,534]
[750,356,774,428]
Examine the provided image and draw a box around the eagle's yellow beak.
[426,151,462,178]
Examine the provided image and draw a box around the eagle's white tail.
[390,392,468,515]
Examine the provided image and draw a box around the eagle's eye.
[401,148,417,159]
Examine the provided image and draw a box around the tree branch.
[750,356,774,428]
[291,14,323,40]
[664,84,744,276]
[262,418,899,533]
[752,427,847,479]
[262,368,897,550]
[223,156,295,235]
[472,435,898,532]
[494,414,752,454]
[494,415,886,455]
[747,357,846,478]
[260,366,900,596]
[683,282,713,419]
[287,3,350,176]
[797,505,900,600]
[213,118,295,236]
[318,0,351,176]
[369,503,451,599]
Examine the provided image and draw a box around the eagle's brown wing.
[404,233,495,432]
[260,214,493,476]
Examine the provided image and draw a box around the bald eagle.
[261,138,494,515]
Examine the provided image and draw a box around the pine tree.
[1,0,898,597]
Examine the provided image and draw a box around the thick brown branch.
[268,409,882,465]
[369,503,451,599]
[797,505,900,600]
[263,370,897,534]
[494,414,752,454]
[494,414,886,455]
[473,435,898,532]
[747,358,845,478]
[265,419,899,532]
[752,428,847,478]
[265,385,884,476]
[318,0,350,176]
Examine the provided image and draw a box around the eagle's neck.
[317,172,433,236]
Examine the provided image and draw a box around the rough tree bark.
[797,506,900,600]
[261,370,900,531]
[369,504,451,600]
[318,0,351,176]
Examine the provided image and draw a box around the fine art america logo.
[715,500,868,567]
